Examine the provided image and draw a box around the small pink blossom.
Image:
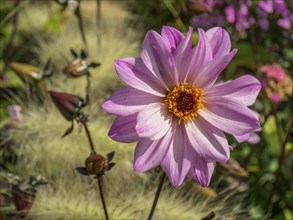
[8,105,24,124]
[270,93,280,104]
[103,26,261,187]
[260,63,285,82]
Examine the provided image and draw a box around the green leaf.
[263,116,280,155]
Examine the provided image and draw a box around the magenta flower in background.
[8,105,24,124]
[269,93,281,104]
[260,63,285,82]
[191,14,224,30]
[258,0,274,13]
[257,0,293,30]
[103,26,261,187]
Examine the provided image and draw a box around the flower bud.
[76,152,115,176]
[49,91,85,121]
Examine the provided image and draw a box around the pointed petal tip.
[168,175,185,187]
[133,162,149,173]
[231,48,238,54]
[188,26,193,33]
[197,179,210,187]
[101,101,108,111]
[114,59,121,65]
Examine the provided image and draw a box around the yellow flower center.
[164,83,205,124]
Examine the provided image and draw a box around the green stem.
[162,0,186,32]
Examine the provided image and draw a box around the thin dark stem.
[82,121,96,153]
[75,0,88,54]
[85,74,91,105]
[147,172,166,220]
[97,175,109,220]
[81,119,109,219]
[266,119,293,214]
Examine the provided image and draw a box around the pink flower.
[103,26,261,187]
[247,132,261,145]
[258,0,274,13]
[270,93,280,104]
[8,105,24,124]
[260,63,286,82]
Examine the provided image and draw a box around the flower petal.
[205,75,261,106]
[108,114,140,143]
[184,28,213,84]
[188,149,216,187]
[199,97,260,140]
[195,49,237,88]
[134,128,173,172]
[161,125,191,187]
[206,27,231,59]
[185,117,230,163]
[136,103,172,140]
[141,30,178,87]
[115,58,166,97]
[161,26,185,52]
[102,86,162,116]
[234,133,251,143]
[174,27,193,83]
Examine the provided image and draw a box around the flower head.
[103,26,261,187]
[63,49,100,78]
[260,63,285,82]
[260,64,292,104]
[76,152,115,176]
[7,104,24,126]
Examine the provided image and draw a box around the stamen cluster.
[164,84,205,124]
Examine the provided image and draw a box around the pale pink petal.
[234,133,250,143]
[141,30,178,87]
[205,75,261,106]
[199,97,260,140]
[161,26,185,52]
[195,49,237,88]
[115,58,167,97]
[235,132,260,144]
[206,27,231,59]
[185,117,230,163]
[134,128,173,172]
[161,125,191,187]
[136,103,172,140]
[184,28,213,84]
[174,27,193,83]
[108,114,140,143]
[188,148,216,187]
[247,132,261,144]
[102,86,162,117]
